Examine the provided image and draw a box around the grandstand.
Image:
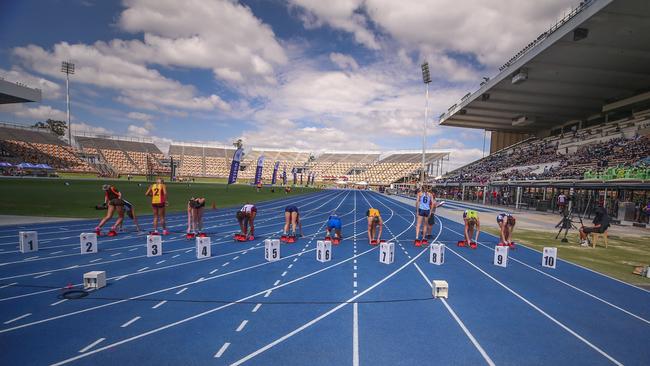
[437,0,650,185]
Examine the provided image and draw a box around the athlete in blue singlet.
[415,187,432,244]
[326,214,342,239]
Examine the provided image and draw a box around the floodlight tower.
[61,61,75,146]
[421,61,432,186]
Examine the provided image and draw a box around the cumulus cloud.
[0,67,61,99]
[329,52,359,70]
[2,104,68,121]
[126,111,152,122]
[289,0,380,50]
[71,122,112,135]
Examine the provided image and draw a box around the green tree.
[32,119,67,136]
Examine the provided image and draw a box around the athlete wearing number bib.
[497,213,516,245]
[146,178,168,234]
[366,208,382,244]
[95,184,125,234]
[326,214,342,239]
[238,203,257,238]
[415,188,433,244]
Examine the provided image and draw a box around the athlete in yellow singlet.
[145,178,168,234]
[463,209,480,244]
[366,208,383,244]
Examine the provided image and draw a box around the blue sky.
[0,0,573,170]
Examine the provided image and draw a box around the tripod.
[555,194,591,243]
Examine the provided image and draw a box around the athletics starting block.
[19,231,38,253]
[196,236,211,259]
[234,234,246,242]
[379,242,394,264]
[107,230,117,237]
[370,239,378,246]
[280,235,287,242]
[80,233,97,254]
[332,237,341,245]
[198,233,207,238]
[285,235,296,244]
[432,280,448,299]
[83,271,106,290]
[542,247,557,269]
[264,239,280,262]
[469,241,477,249]
[147,235,162,257]
[316,240,331,263]
[186,233,196,239]
[324,236,331,241]
[429,243,445,265]
[457,240,466,247]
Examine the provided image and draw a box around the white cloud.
[289,0,380,50]
[329,52,359,70]
[116,0,287,84]
[127,124,150,136]
[2,104,67,121]
[0,67,61,99]
[127,111,152,122]
[71,122,112,135]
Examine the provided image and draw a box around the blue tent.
[0,162,13,167]
[34,163,54,170]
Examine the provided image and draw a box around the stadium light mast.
[61,61,75,146]
[421,61,432,187]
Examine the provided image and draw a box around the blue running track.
[0,190,648,365]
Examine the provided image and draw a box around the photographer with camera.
[579,205,610,247]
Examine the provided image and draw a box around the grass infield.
[485,227,650,286]
[0,178,319,218]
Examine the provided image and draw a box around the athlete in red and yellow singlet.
[146,178,168,234]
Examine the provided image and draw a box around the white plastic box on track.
[147,235,162,257]
[19,231,38,253]
[265,239,280,262]
[542,247,557,269]
[80,233,97,254]
[83,271,106,289]
[493,245,508,268]
[429,243,445,265]
[316,240,332,263]
[196,237,211,259]
[432,280,448,299]
[379,242,394,264]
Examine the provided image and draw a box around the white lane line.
[233,256,239,260]
[353,302,359,366]
[24,256,39,260]
[252,303,262,313]
[172,254,180,259]
[242,251,248,255]
[175,287,188,295]
[353,273,357,278]
[214,342,230,358]
[448,247,623,366]
[137,267,149,272]
[353,281,357,288]
[50,299,68,306]
[120,316,141,328]
[353,265,357,270]
[281,271,288,277]
[273,280,281,286]
[113,275,127,281]
[129,248,138,252]
[293,258,298,263]
[470,238,650,325]
[353,259,357,264]
[89,258,102,263]
[288,264,293,269]
[264,290,272,298]
[79,338,105,353]
[236,320,248,332]
[156,260,166,265]
[4,313,31,324]
[197,277,205,282]
[185,249,192,253]
[34,273,52,279]
[353,290,357,294]
[209,269,219,275]
[414,263,495,366]
[110,253,121,257]
[50,250,63,255]
[222,262,230,267]
[152,300,167,309]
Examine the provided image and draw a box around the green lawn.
[484,227,650,286]
[0,178,319,218]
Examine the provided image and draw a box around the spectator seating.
[76,136,168,176]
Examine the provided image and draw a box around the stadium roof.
[439,0,650,132]
[0,78,42,104]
